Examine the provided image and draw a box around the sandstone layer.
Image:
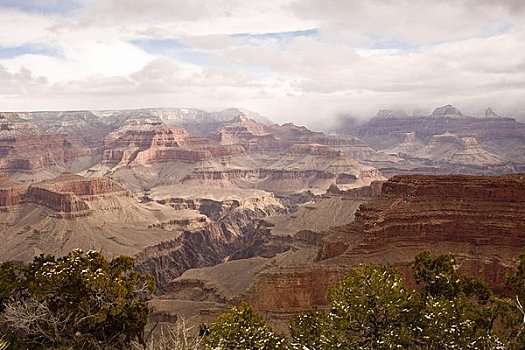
[103,119,245,166]
[97,116,385,199]
[0,113,92,179]
[0,173,27,209]
[25,172,127,217]
[244,174,525,314]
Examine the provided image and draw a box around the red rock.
[103,119,245,165]
[245,174,525,314]
[25,172,126,216]
[0,113,91,173]
[0,173,27,208]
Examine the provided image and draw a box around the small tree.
[0,249,155,349]
[290,265,417,349]
[291,256,510,350]
[413,251,492,301]
[289,307,331,350]
[412,251,507,349]
[327,264,418,349]
[204,302,287,350]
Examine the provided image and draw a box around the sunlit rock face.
[102,119,245,166]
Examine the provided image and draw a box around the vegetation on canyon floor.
[2,250,525,349]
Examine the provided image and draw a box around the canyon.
[1,106,525,325]
[243,174,525,317]
[335,105,525,176]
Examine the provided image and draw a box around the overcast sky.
[1,0,525,127]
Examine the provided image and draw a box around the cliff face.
[0,174,27,208]
[350,114,525,149]
[135,198,289,291]
[410,133,505,166]
[320,174,525,262]
[180,168,382,195]
[24,173,127,216]
[0,113,91,174]
[22,110,114,149]
[245,266,349,313]
[330,105,525,176]
[245,174,525,314]
[211,116,365,154]
[103,119,245,166]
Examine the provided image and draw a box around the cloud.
[0,9,56,47]
[0,64,49,98]
[290,0,524,46]
[0,0,524,127]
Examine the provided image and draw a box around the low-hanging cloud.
[0,0,524,127]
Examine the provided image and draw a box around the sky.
[1,0,525,127]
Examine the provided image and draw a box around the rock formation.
[0,173,27,209]
[0,112,91,177]
[99,115,384,199]
[94,107,271,137]
[338,105,525,150]
[431,104,463,118]
[22,110,114,150]
[103,119,245,166]
[412,132,505,166]
[210,115,366,153]
[374,109,410,119]
[245,174,525,314]
[150,184,380,318]
[333,105,525,175]
[485,107,501,118]
[24,172,126,217]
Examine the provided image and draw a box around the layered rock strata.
[135,198,289,291]
[210,116,366,153]
[103,119,244,166]
[25,172,127,217]
[342,105,525,151]
[245,174,525,314]
[0,173,27,209]
[0,113,91,174]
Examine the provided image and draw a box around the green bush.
[0,249,154,349]
[204,302,287,350]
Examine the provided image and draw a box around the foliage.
[0,249,155,350]
[413,251,491,301]
[0,262,20,312]
[415,294,506,349]
[4,249,525,349]
[327,264,416,349]
[506,251,525,349]
[412,251,510,348]
[290,254,513,350]
[290,264,416,349]
[203,302,287,350]
[289,307,331,350]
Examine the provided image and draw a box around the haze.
[1,0,525,128]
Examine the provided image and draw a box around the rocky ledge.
[245,174,525,314]
[0,173,28,209]
[25,172,127,217]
